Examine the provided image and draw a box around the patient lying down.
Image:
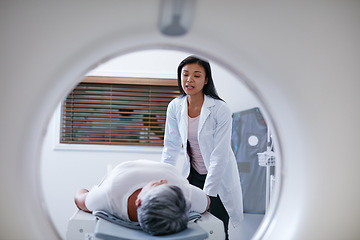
[74,160,210,236]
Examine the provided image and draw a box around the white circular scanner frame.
[46,44,283,239]
[0,1,359,240]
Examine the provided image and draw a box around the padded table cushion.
[94,218,208,240]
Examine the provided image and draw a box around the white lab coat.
[161,94,243,227]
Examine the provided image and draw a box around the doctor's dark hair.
[177,55,224,101]
[137,184,191,236]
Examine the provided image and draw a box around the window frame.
[54,76,179,152]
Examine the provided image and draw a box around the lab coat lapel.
[198,95,215,134]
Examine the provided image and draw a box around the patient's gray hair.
[137,184,191,235]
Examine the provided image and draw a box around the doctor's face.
[181,63,208,97]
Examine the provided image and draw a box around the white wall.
[40,49,261,238]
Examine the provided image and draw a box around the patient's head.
[136,183,191,235]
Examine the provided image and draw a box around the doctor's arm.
[161,101,182,165]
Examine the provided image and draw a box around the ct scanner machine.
[0,1,359,239]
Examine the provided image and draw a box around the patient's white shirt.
[85,160,208,221]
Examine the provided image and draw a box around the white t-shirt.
[85,160,208,221]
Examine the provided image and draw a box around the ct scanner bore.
[42,48,277,239]
[1,1,360,240]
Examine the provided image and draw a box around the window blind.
[60,77,179,146]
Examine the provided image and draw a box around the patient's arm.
[74,188,91,213]
[205,195,211,212]
[189,185,211,213]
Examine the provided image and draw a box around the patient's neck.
[128,188,141,222]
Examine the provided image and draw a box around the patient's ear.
[135,198,141,207]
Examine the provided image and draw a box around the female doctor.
[161,56,243,239]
